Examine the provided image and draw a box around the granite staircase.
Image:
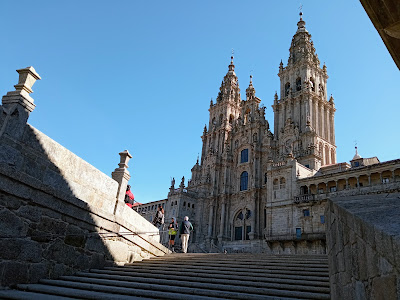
[0,253,330,299]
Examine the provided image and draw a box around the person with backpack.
[179,216,193,253]
[152,205,164,229]
[124,185,135,208]
[168,217,178,252]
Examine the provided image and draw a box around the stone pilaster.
[0,67,41,140]
[218,200,226,242]
[112,150,132,215]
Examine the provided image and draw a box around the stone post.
[112,150,132,215]
[0,67,41,140]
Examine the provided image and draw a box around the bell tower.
[272,13,336,170]
[201,56,242,163]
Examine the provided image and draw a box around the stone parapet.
[0,68,168,287]
[326,193,400,299]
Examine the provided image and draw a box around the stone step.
[135,259,329,269]
[68,270,330,294]
[0,290,75,300]
[113,263,330,277]
[86,267,330,286]
[4,253,330,299]
[14,284,155,300]
[148,254,329,263]
[150,253,328,260]
[38,277,329,300]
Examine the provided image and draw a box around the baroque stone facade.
[138,15,400,254]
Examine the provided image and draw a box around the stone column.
[314,100,319,135]
[326,107,330,143]
[207,201,214,239]
[218,200,226,243]
[112,150,132,215]
[331,112,335,144]
[0,67,41,140]
[321,104,325,140]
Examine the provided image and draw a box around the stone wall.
[0,67,168,287]
[326,193,400,299]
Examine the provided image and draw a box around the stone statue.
[171,177,175,188]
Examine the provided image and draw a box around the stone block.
[16,205,42,223]
[371,275,397,300]
[36,216,67,237]
[378,256,394,275]
[105,240,128,263]
[43,240,79,267]
[85,235,106,253]
[365,243,379,278]
[360,221,376,250]
[22,156,45,181]
[357,237,368,281]
[89,253,106,269]
[354,280,366,300]
[28,262,50,283]
[0,238,41,261]
[375,229,395,266]
[0,144,23,168]
[64,224,87,248]
[0,208,27,237]
[392,236,400,271]
[49,263,66,279]
[0,261,29,287]
[0,192,22,210]
[351,243,360,279]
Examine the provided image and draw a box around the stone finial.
[14,67,41,94]
[2,66,41,114]
[112,150,133,214]
[117,150,132,170]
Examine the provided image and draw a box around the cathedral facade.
[138,14,400,254]
[168,15,332,253]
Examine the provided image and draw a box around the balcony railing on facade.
[294,180,400,204]
[264,232,325,242]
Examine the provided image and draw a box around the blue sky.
[0,1,399,203]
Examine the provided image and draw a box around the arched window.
[325,145,330,165]
[319,84,324,95]
[285,82,291,96]
[240,171,248,191]
[183,201,186,207]
[219,114,223,125]
[296,77,302,91]
[234,209,252,241]
[273,178,279,190]
[240,149,249,163]
[280,177,286,189]
[310,78,315,92]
